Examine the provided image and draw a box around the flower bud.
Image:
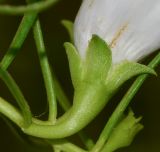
[102,110,143,152]
[74,0,160,63]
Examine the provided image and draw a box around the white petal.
[74,0,160,63]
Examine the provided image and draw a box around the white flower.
[74,0,160,63]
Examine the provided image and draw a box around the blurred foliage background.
[0,0,160,151]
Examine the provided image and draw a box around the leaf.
[64,42,82,88]
[83,35,112,83]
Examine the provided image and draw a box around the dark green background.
[0,0,160,151]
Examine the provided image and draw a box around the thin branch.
[33,20,57,123]
[0,68,32,127]
[1,14,37,70]
[0,0,59,15]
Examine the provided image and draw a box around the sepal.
[82,35,112,83]
[61,20,74,43]
[106,61,156,90]
[64,42,82,88]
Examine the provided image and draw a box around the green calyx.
[65,35,155,91]
[64,35,112,88]
[83,35,112,83]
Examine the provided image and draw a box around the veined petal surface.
[74,0,160,63]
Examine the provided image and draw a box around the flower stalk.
[33,19,57,123]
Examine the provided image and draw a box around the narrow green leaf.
[64,42,82,88]
[61,20,74,43]
[83,35,112,82]
[0,68,32,127]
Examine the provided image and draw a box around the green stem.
[52,72,71,111]
[52,73,94,150]
[0,0,59,15]
[91,52,160,152]
[33,20,57,123]
[0,68,32,127]
[1,13,37,70]
[0,97,24,127]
